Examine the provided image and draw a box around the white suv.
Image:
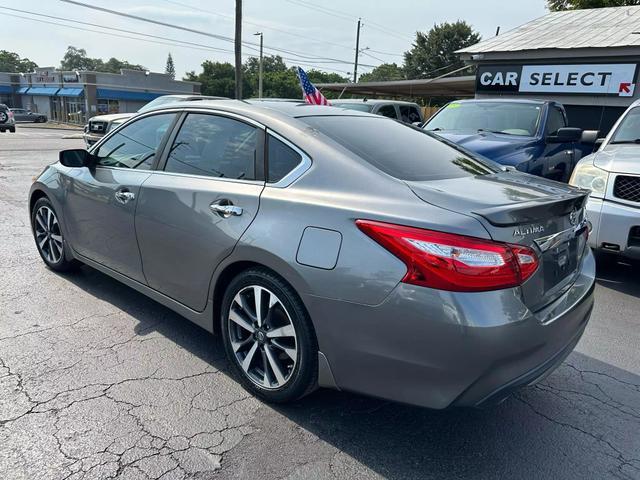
[0,104,16,133]
[570,99,640,260]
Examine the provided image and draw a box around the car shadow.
[58,265,640,480]
[595,255,640,298]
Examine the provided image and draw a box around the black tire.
[0,129,5,133]
[221,268,318,403]
[38,116,46,123]
[9,127,15,133]
[31,197,80,272]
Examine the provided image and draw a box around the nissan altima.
[29,100,595,408]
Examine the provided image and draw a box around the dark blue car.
[423,99,591,182]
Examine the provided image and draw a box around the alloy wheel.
[34,205,64,264]
[227,285,298,390]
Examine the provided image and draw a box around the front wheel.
[31,197,80,271]
[221,268,318,403]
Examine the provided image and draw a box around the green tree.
[548,0,640,10]
[403,21,480,79]
[0,50,38,73]
[359,63,405,82]
[60,46,145,73]
[185,61,253,98]
[165,53,176,79]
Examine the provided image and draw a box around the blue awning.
[28,87,60,96]
[0,85,13,94]
[17,86,30,94]
[96,88,164,102]
[57,87,84,97]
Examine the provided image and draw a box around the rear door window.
[164,113,258,180]
[300,115,499,181]
[377,105,398,119]
[400,105,422,123]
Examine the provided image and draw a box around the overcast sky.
[0,0,548,78]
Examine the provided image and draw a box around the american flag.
[297,67,331,106]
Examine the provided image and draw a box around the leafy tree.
[403,21,480,79]
[548,0,640,10]
[0,50,38,73]
[60,46,145,73]
[165,53,176,79]
[359,63,405,82]
[185,61,252,98]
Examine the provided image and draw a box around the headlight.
[569,162,609,198]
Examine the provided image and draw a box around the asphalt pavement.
[1,127,639,480]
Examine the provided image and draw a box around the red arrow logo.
[619,82,631,93]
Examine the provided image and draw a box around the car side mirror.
[59,149,94,168]
[580,130,600,144]
[548,127,582,143]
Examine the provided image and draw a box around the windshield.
[610,107,640,144]
[425,102,542,136]
[301,115,500,181]
[138,96,182,113]
[332,103,373,113]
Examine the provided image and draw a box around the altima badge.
[513,225,545,237]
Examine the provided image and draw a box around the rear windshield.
[300,115,499,181]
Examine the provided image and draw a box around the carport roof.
[316,75,475,98]
[458,5,640,55]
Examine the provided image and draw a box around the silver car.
[29,100,595,408]
[10,108,47,123]
[570,99,640,260]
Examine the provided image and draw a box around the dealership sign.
[477,64,637,97]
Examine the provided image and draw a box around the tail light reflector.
[356,220,539,292]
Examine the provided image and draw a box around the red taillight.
[356,220,539,292]
[8,111,13,119]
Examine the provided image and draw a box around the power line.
[160,0,355,52]
[0,9,353,75]
[58,0,378,68]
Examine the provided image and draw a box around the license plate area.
[542,231,586,292]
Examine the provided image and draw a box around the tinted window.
[610,107,640,144]
[301,116,499,181]
[400,105,422,123]
[377,105,397,119]
[426,102,542,136]
[165,114,257,180]
[268,135,302,182]
[94,113,176,169]
[546,107,566,135]
[332,103,372,113]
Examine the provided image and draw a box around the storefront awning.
[96,88,164,102]
[0,85,13,94]
[17,86,30,94]
[57,88,84,97]
[28,87,60,96]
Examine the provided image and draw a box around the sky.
[0,0,548,78]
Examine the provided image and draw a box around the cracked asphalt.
[1,128,640,480]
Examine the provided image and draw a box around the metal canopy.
[316,76,475,98]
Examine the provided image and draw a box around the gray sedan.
[10,108,47,123]
[29,100,595,408]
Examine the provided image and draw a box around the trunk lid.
[407,171,590,311]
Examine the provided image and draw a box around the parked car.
[31,100,594,409]
[570,99,640,260]
[423,99,595,182]
[83,94,226,147]
[0,103,16,133]
[331,99,424,124]
[10,108,47,123]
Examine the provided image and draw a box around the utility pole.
[234,0,242,99]
[254,32,263,99]
[353,18,361,83]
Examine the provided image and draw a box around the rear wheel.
[221,268,318,403]
[9,127,15,133]
[31,197,80,272]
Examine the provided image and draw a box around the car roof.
[450,98,548,106]
[143,99,373,119]
[331,99,419,106]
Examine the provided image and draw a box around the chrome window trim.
[266,129,312,188]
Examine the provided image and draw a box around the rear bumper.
[308,248,595,409]
[586,196,640,259]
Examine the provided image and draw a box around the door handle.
[115,189,135,204]
[210,200,243,218]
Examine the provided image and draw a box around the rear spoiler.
[472,193,588,227]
